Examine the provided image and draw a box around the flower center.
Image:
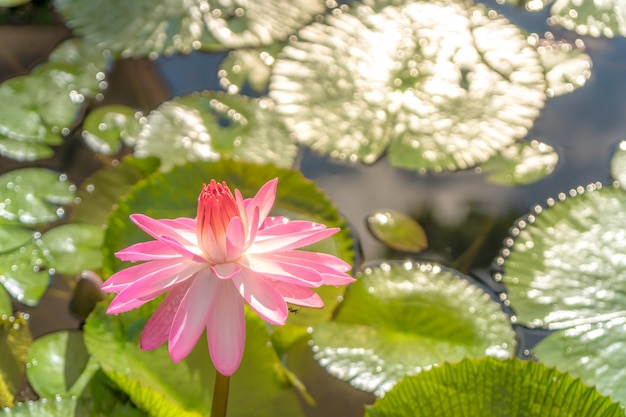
[197,180,240,256]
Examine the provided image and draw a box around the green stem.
[211,371,231,417]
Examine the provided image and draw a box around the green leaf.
[104,160,354,324]
[132,92,297,172]
[480,139,559,186]
[54,0,326,58]
[0,39,108,161]
[0,226,32,254]
[40,224,104,275]
[365,357,625,417]
[534,36,592,98]
[26,330,97,398]
[81,106,142,155]
[270,0,547,171]
[0,0,31,6]
[70,156,160,227]
[550,0,626,37]
[0,288,11,317]
[366,210,427,253]
[84,303,306,417]
[610,140,626,184]
[0,314,32,408]
[0,240,51,306]
[0,397,79,417]
[218,43,284,94]
[312,261,515,396]
[498,183,626,402]
[0,168,75,225]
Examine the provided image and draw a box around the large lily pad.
[81,105,142,155]
[132,92,297,172]
[0,168,75,226]
[104,160,354,324]
[84,303,305,417]
[497,183,626,402]
[218,43,284,94]
[54,0,326,58]
[312,261,515,396]
[365,357,625,417]
[0,39,108,161]
[270,0,547,171]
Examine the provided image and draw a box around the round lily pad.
[366,210,427,253]
[312,261,515,396]
[81,105,142,155]
[610,139,626,185]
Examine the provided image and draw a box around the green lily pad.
[0,0,30,6]
[0,39,108,161]
[40,224,104,275]
[0,240,51,306]
[54,0,325,58]
[81,106,142,155]
[312,261,515,396]
[84,303,305,417]
[0,314,32,408]
[26,330,98,398]
[551,0,626,37]
[497,183,626,403]
[0,168,75,225]
[0,288,10,317]
[610,140,626,185]
[218,43,284,94]
[533,35,592,98]
[70,156,160,227]
[0,226,32,254]
[366,210,428,253]
[104,159,355,324]
[270,0,547,171]
[365,357,625,417]
[132,92,297,172]
[479,139,559,186]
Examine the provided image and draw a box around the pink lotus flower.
[101,178,354,376]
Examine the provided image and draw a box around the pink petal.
[259,251,355,286]
[116,240,181,261]
[106,261,202,314]
[130,214,196,245]
[159,234,206,262]
[244,178,277,231]
[140,280,192,351]
[168,271,218,362]
[272,281,324,308]
[206,280,246,376]
[239,255,323,287]
[259,216,288,230]
[225,216,246,260]
[232,268,288,325]
[102,259,186,292]
[211,263,240,280]
[250,222,339,253]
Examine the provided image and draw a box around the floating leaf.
[54,0,326,58]
[0,39,108,161]
[533,35,592,97]
[218,43,284,94]
[480,139,559,186]
[0,0,30,6]
[313,261,515,396]
[39,224,104,275]
[0,289,10,317]
[497,183,626,402]
[26,330,98,398]
[270,0,547,171]
[104,160,354,324]
[0,226,32,254]
[81,105,141,155]
[0,241,51,306]
[132,92,297,172]
[365,357,625,417]
[366,210,427,253]
[70,156,160,227]
[610,140,626,185]
[551,0,626,37]
[0,314,32,408]
[0,168,75,225]
[0,397,79,417]
[84,303,306,417]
